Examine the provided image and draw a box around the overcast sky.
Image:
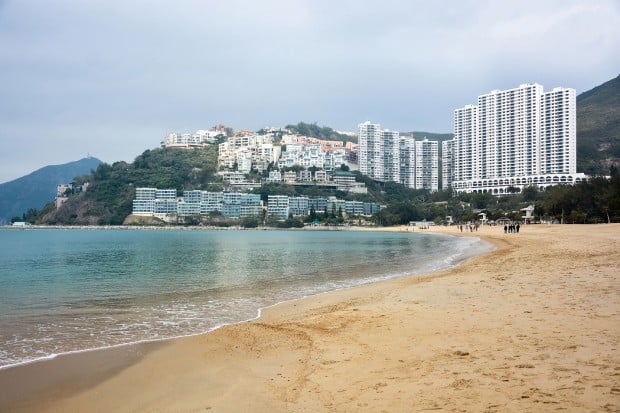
[1,0,619,183]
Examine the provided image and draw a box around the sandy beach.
[1,224,619,412]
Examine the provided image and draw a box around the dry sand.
[1,224,619,412]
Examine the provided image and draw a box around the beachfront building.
[289,196,310,216]
[201,192,224,214]
[131,188,179,216]
[267,195,290,220]
[132,188,263,219]
[450,83,586,194]
[131,189,382,222]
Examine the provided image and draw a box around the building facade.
[414,139,439,191]
[358,121,439,191]
[449,83,586,194]
[441,139,454,190]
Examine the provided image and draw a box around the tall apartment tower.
[358,121,399,182]
[441,139,454,190]
[358,121,382,180]
[415,139,439,191]
[380,129,400,183]
[399,137,416,189]
[451,83,584,194]
[541,87,577,174]
[359,121,439,190]
[453,104,479,182]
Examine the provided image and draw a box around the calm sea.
[0,228,490,369]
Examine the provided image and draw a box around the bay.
[0,228,490,369]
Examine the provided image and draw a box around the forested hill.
[285,122,356,143]
[0,157,101,225]
[577,74,620,175]
[407,131,453,142]
[36,147,218,225]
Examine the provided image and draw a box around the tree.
[240,216,260,228]
[309,205,317,221]
[521,185,540,202]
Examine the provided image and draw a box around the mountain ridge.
[576,74,620,175]
[0,157,102,224]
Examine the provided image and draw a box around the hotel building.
[448,83,586,194]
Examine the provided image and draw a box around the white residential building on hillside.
[399,137,415,189]
[161,130,219,148]
[415,139,439,191]
[359,121,439,191]
[218,135,281,172]
[358,121,382,180]
[381,129,400,183]
[358,121,400,182]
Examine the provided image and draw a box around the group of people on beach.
[458,223,479,232]
[504,223,520,233]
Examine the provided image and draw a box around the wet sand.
[1,224,619,412]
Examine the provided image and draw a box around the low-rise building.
[289,197,309,216]
[267,195,290,220]
[131,188,381,221]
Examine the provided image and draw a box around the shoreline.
[1,224,618,412]
[0,227,487,372]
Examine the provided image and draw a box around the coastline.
[0,227,478,372]
[1,224,619,412]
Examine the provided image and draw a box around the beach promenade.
[1,224,619,412]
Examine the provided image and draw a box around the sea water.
[0,228,490,369]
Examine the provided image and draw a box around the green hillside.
[577,74,620,175]
[0,157,101,224]
[285,122,356,143]
[37,147,218,225]
[407,131,453,142]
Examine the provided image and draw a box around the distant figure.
[504,224,507,233]
[516,224,520,233]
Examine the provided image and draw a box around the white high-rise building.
[399,137,416,188]
[380,129,400,183]
[358,122,400,182]
[450,83,586,194]
[359,121,439,190]
[358,121,383,180]
[441,139,454,190]
[415,139,438,191]
[453,104,478,182]
[541,87,577,175]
